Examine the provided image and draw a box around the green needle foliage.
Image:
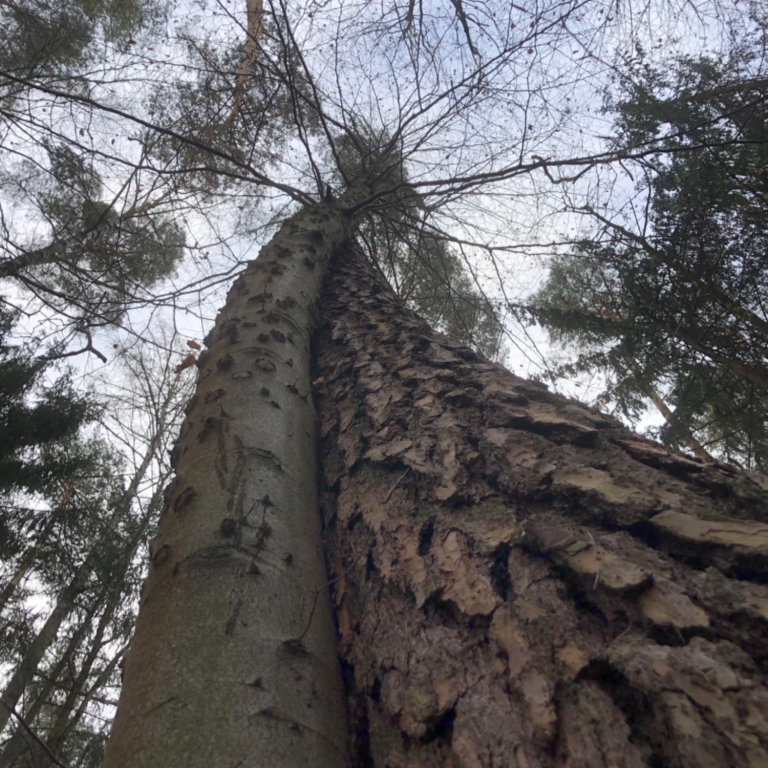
[530,29,768,469]
[340,126,502,359]
[0,306,98,515]
[1,0,164,77]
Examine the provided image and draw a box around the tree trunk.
[42,487,162,759]
[104,215,768,767]
[643,385,714,463]
[0,507,64,616]
[622,354,714,463]
[0,566,93,736]
[0,595,105,767]
[0,203,163,280]
[314,239,768,768]
[51,643,127,752]
[0,417,168,735]
[0,217,118,278]
[101,203,353,768]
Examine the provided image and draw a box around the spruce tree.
[530,37,768,468]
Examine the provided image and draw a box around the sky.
[1,0,765,746]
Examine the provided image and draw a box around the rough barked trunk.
[315,241,768,768]
[102,203,353,768]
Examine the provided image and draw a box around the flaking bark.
[315,240,768,768]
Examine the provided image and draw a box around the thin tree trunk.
[586,210,768,341]
[622,354,714,463]
[644,384,714,462]
[675,75,768,103]
[52,644,127,752]
[218,0,263,131]
[102,203,354,768]
[0,507,64,616]
[2,486,160,767]
[662,322,768,395]
[0,420,166,735]
[18,645,129,768]
[526,302,768,396]
[315,239,768,767]
[43,487,162,756]
[0,595,105,767]
[0,197,168,280]
[0,568,92,736]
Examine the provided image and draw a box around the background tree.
[342,125,504,357]
[0,304,100,559]
[0,335,193,768]
[529,27,768,469]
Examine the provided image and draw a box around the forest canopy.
[530,37,768,469]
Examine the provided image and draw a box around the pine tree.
[0,306,98,541]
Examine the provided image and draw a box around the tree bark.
[104,214,768,767]
[101,203,354,768]
[314,239,768,768]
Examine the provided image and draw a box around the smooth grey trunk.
[102,202,353,768]
[0,421,165,735]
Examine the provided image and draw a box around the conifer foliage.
[531,29,768,468]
